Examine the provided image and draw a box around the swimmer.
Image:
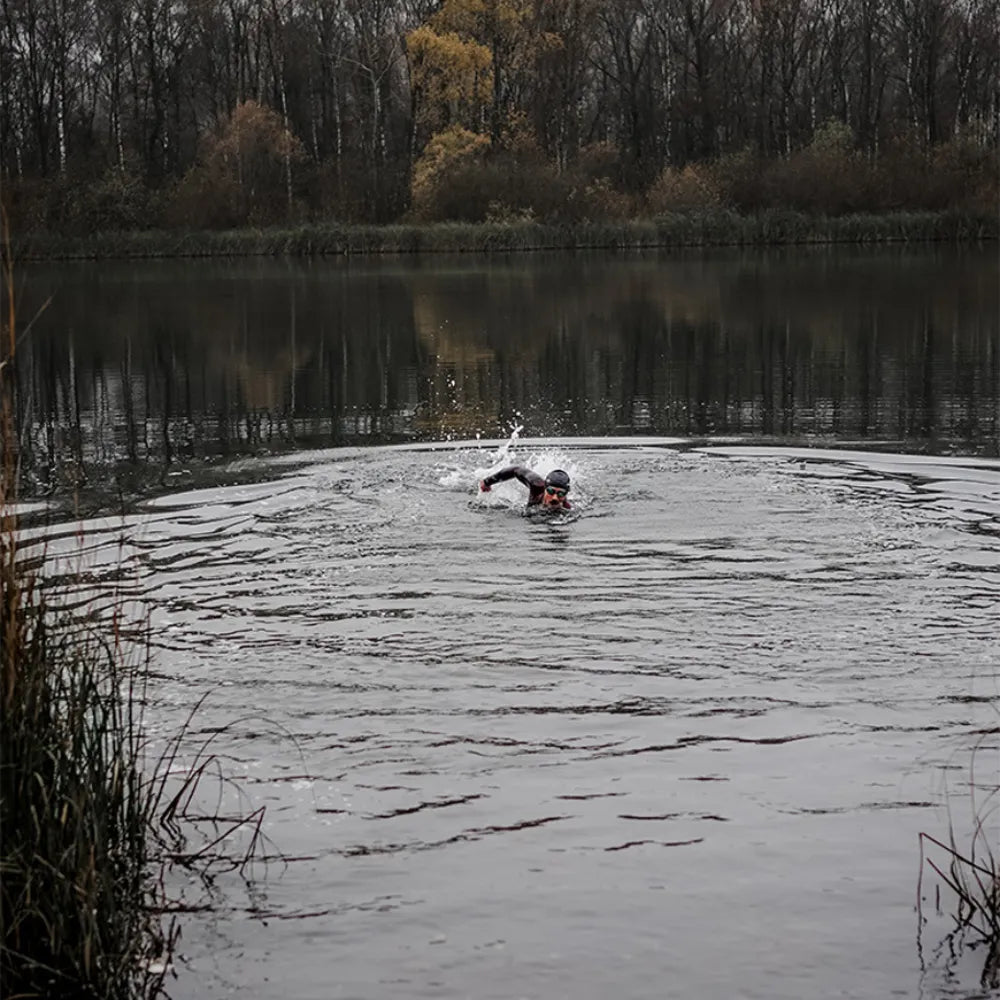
[479,467,572,510]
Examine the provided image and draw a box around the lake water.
[13,246,1000,503]
[15,247,1000,998]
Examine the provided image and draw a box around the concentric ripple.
[42,440,1000,1000]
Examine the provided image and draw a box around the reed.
[2,217,269,998]
[0,547,270,998]
[0,568,177,998]
[1,207,175,997]
[14,209,997,260]
[919,737,1000,990]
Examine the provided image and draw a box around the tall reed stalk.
[1,214,174,998]
[919,737,1000,990]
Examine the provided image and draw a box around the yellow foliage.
[430,0,530,42]
[407,24,493,132]
[536,30,564,56]
[414,0,549,150]
[411,125,491,216]
[498,110,539,153]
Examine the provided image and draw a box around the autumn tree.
[174,99,304,226]
[409,122,490,217]
[406,23,492,143]
[413,0,538,146]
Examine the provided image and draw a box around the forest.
[2,0,997,234]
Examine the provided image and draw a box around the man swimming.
[479,467,572,510]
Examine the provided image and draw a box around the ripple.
[40,440,1000,1000]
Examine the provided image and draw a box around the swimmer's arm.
[479,466,544,492]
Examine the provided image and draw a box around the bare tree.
[890,0,954,144]
[530,0,600,170]
[592,0,661,183]
[2,0,997,220]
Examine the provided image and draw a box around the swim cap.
[545,469,570,490]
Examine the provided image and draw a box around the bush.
[578,177,634,221]
[166,100,305,229]
[646,163,721,213]
[575,141,623,184]
[76,170,162,231]
[165,166,244,229]
[411,131,584,223]
[763,121,872,214]
[929,137,999,214]
[410,128,647,224]
[410,125,492,220]
[710,146,767,212]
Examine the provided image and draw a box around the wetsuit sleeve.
[481,466,545,490]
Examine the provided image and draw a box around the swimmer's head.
[544,469,570,490]
[542,469,571,506]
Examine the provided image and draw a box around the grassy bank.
[16,209,997,260]
[0,490,269,999]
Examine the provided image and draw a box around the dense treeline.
[2,0,997,233]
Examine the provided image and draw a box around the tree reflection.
[13,249,999,497]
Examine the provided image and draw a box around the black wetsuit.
[480,466,571,509]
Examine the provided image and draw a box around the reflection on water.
[13,246,999,502]
[15,245,1000,994]
[35,439,1000,1000]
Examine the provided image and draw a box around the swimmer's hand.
[479,480,491,492]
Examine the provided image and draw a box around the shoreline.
[14,209,997,261]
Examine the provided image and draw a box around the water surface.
[19,246,999,997]
[41,438,1000,999]
[14,246,999,508]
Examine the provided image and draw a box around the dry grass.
[10,208,996,261]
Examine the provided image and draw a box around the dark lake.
[13,244,999,508]
[14,245,1000,1000]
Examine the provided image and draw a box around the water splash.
[435,423,523,491]
[435,424,588,510]
[490,422,524,468]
